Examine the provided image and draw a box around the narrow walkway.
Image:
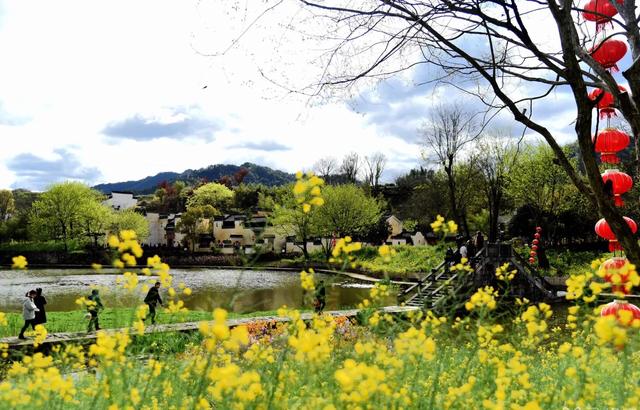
[1,305,419,349]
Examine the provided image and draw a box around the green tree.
[312,184,383,256]
[110,210,150,241]
[270,192,318,261]
[30,182,104,252]
[186,183,234,212]
[177,205,218,252]
[0,190,15,221]
[80,202,114,248]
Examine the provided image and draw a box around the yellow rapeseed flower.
[11,255,27,269]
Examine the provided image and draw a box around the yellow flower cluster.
[594,315,629,348]
[287,311,336,363]
[147,254,172,288]
[451,257,474,273]
[369,282,390,302]
[199,308,250,354]
[88,330,131,365]
[393,326,436,361]
[243,343,275,364]
[293,171,325,213]
[377,244,396,262]
[108,230,143,268]
[32,324,47,348]
[477,324,504,348]
[496,263,516,281]
[330,236,362,267]
[115,271,139,291]
[11,255,27,269]
[565,271,597,302]
[334,359,390,404]
[208,363,263,402]
[430,215,458,235]
[465,286,498,311]
[4,353,76,405]
[0,311,7,326]
[300,269,315,291]
[518,303,552,345]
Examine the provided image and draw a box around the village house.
[103,191,138,211]
[142,212,185,248]
[142,210,428,253]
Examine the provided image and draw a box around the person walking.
[18,290,39,339]
[143,282,164,325]
[33,288,47,325]
[314,280,326,313]
[87,289,104,332]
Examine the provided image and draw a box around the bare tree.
[421,104,478,238]
[363,152,387,188]
[474,131,519,243]
[340,152,360,183]
[313,156,339,179]
[256,0,640,265]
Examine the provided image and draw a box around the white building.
[143,212,185,247]
[103,191,138,211]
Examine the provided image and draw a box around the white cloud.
[0,0,426,189]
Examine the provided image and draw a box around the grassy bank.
[259,245,447,279]
[0,307,294,338]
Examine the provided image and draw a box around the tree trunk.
[484,181,501,243]
[444,165,467,237]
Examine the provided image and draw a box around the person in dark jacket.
[87,289,104,332]
[144,282,164,324]
[33,288,47,325]
[314,280,326,313]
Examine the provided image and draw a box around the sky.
[0,1,618,191]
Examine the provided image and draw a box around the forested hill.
[93,162,295,194]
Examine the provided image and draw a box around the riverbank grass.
[0,308,291,338]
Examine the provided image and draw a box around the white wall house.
[103,191,138,211]
[142,212,185,247]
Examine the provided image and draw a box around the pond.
[0,268,394,313]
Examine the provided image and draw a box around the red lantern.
[589,85,628,118]
[595,217,638,251]
[593,128,630,163]
[532,245,538,251]
[535,226,542,233]
[582,0,619,32]
[599,257,631,294]
[529,250,537,257]
[532,239,539,245]
[602,169,633,206]
[534,233,541,239]
[600,299,640,325]
[590,38,627,72]
[528,257,535,264]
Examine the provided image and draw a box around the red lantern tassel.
[607,64,620,73]
[599,108,617,119]
[614,195,624,207]
[601,153,620,164]
[596,21,613,33]
[609,240,622,252]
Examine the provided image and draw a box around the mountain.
[93,162,295,194]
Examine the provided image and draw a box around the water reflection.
[0,268,395,313]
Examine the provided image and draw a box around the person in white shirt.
[18,289,39,340]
